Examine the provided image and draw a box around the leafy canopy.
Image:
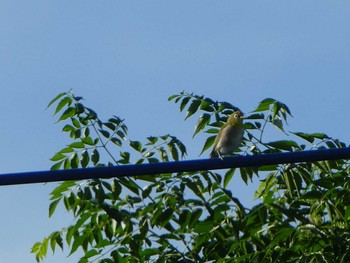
[32,91,350,262]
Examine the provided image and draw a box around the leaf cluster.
[32,91,350,262]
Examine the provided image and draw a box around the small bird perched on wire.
[210,110,245,159]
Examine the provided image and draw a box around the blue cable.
[1,147,350,186]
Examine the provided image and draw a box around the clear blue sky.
[1,1,350,262]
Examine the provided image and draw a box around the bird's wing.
[210,125,226,158]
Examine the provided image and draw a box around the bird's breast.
[216,126,244,153]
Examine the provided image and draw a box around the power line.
[1,147,350,186]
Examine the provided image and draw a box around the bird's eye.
[234,114,239,118]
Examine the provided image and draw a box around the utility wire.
[1,147,350,186]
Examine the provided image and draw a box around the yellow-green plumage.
[210,110,244,159]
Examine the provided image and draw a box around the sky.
[1,1,350,262]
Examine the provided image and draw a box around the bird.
[210,110,245,159]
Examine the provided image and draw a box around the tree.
[32,91,350,262]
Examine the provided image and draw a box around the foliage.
[32,90,350,262]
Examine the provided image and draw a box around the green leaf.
[180,96,191,112]
[189,208,203,228]
[269,227,295,248]
[81,136,95,146]
[266,140,300,151]
[58,147,74,154]
[272,101,280,120]
[142,248,159,258]
[91,149,100,165]
[119,151,130,164]
[80,150,89,168]
[50,161,64,171]
[99,129,110,139]
[47,92,67,109]
[301,190,324,200]
[142,185,153,199]
[218,101,236,112]
[69,234,84,256]
[75,103,85,114]
[168,94,178,101]
[79,117,89,126]
[62,124,75,132]
[200,99,215,112]
[31,238,49,262]
[66,226,75,246]
[49,199,61,218]
[146,157,158,163]
[50,153,66,162]
[63,158,71,169]
[130,140,142,152]
[193,221,215,233]
[200,135,216,156]
[160,134,169,140]
[119,178,139,195]
[70,153,78,169]
[193,113,211,137]
[253,98,276,112]
[271,118,284,132]
[279,102,292,117]
[50,181,77,200]
[73,95,83,101]
[39,238,49,261]
[246,113,265,120]
[178,209,191,232]
[185,99,201,120]
[31,242,41,254]
[292,132,315,143]
[104,122,116,131]
[312,132,329,140]
[84,127,90,137]
[69,142,85,149]
[173,137,187,157]
[86,108,98,120]
[146,136,158,145]
[57,107,76,122]
[83,186,92,200]
[243,122,257,130]
[210,194,231,207]
[111,137,122,147]
[108,116,122,125]
[157,208,174,227]
[49,232,63,253]
[116,130,127,140]
[72,118,81,128]
[74,212,92,231]
[258,164,278,171]
[283,170,302,196]
[223,168,235,188]
[240,167,252,184]
[166,143,178,161]
[186,180,204,201]
[82,249,99,259]
[158,147,169,162]
[205,128,220,134]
